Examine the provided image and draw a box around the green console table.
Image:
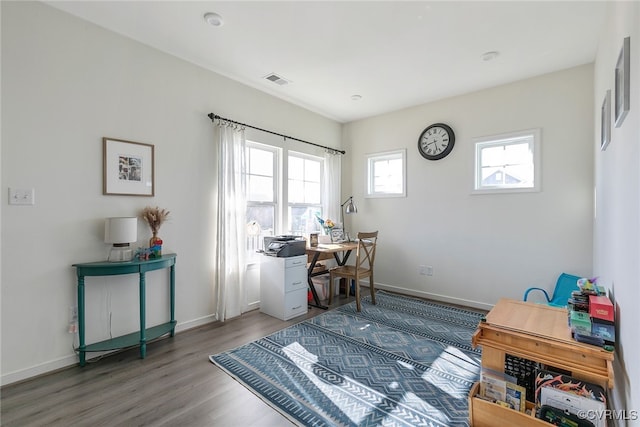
[72,253,177,366]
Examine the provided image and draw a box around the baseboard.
[375,283,494,311]
[1,314,218,387]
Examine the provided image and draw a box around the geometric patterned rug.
[210,291,485,426]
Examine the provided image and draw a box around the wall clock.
[417,123,455,160]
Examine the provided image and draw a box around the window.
[244,142,325,259]
[366,149,406,198]
[245,143,278,256]
[473,129,540,193]
[288,152,323,235]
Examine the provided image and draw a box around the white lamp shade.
[105,217,138,244]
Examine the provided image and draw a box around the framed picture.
[601,90,611,151]
[330,228,345,242]
[103,137,154,196]
[614,36,630,128]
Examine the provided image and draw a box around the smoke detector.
[204,12,224,27]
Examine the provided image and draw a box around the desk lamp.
[105,217,137,262]
[340,196,358,241]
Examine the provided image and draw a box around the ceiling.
[45,1,606,123]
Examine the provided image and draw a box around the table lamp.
[340,196,358,241]
[105,217,137,262]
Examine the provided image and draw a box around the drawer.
[284,256,306,269]
[283,289,307,320]
[285,275,307,293]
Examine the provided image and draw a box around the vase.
[149,233,162,257]
[327,228,335,243]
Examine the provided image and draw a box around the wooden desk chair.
[329,231,378,312]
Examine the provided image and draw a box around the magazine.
[479,368,524,410]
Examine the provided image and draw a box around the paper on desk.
[317,244,342,249]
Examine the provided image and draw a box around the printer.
[263,235,306,257]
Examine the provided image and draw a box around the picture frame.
[614,36,630,128]
[601,90,611,151]
[103,137,154,196]
[330,228,345,242]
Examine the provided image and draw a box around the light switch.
[9,188,35,205]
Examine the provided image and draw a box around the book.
[479,368,517,404]
[505,381,527,412]
[535,369,607,427]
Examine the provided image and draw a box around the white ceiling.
[45,1,606,123]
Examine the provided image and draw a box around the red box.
[589,295,614,322]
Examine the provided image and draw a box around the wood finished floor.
[1,296,353,427]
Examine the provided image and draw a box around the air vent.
[263,73,291,86]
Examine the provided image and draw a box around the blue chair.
[523,273,581,308]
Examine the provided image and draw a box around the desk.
[472,298,614,389]
[306,242,358,309]
[72,254,177,366]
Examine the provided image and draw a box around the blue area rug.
[210,291,485,426]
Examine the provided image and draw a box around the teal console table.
[72,254,177,366]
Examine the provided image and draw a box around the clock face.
[418,123,455,160]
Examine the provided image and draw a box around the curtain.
[214,123,247,322]
[322,152,342,226]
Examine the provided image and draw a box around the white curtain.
[214,123,247,322]
[322,152,342,226]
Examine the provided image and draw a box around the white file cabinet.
[260,255,308,321]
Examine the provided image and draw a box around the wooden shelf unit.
[469,298,615,426]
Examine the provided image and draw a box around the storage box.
[591,318,615,342]
[589,295,614,322]
[569,310,591,334]
[312,276,329,300]
[311,275,340,300]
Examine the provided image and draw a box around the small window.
[366,149,406,198]
[473,129,540,193]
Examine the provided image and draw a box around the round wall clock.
[417,123,455,160]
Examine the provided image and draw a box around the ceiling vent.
[263,73,291,86]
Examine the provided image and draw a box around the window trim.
[472,128,541,195]
[365,148,407,198]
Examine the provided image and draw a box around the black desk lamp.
[340,196,358,241]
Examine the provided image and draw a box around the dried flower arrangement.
[141,206,170,235]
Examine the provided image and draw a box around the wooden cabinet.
[260,255,308,321]
[469,299,614,426]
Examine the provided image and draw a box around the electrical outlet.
[9,188,35,205]
[68,306,78,334]
[419,265,427,275]
[426,266,433,276]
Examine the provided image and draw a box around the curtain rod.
[207,113,345,155]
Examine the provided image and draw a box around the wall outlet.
[426,266,433,276]
[8,188,35,205]
[419,265,427,275]
[68,306,78,334]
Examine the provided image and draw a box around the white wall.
[0,1,341,384]
[593,1,640,421]
[343,65,595,310]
